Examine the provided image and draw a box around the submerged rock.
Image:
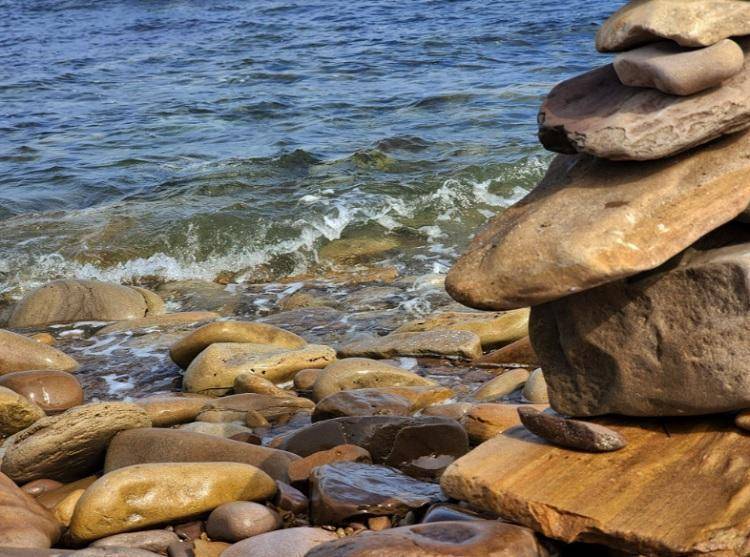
[95,311,218,335]
[0,471,61,548]
[0,330,79,375]
[339,331,482,360]
[446,133,750,310]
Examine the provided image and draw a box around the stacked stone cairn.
[442,1,750,555]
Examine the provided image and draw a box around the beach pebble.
[338,331,482,360]
[68,462,276,542]
[288,445,372,484]
[522,369,549,404]
[234,373,296,397]
[421,403,473,421]
[29,332,56,345]
[421,503,483,523]
[518,407,626,452]
[36,476,97,510]
[473,369,530,401]
[206,501,282,542]
[132,393,213,427]
[0,370,83,414]
[313,390,413,421]
[0,329,79,375]
[293,368,322,390]
[52,488,84,527]
[221,527,338,557]
[178,421,256,438]
[20,478,63,497]
[1,402,150,483]
[200,393,314,424]
[0,385,45,435]
[273,481,309,514]
[735,409,750,431]
[92,529,180,553]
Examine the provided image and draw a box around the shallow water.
[0,0,620,293]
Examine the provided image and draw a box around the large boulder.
[0,472,61,548]
[1,402,151,483]
[0,330,79,375]
[530,237,750,417]
[8,280,162,327]
[446,131,750,310]
[595,0,750,52]
[68,462,276,542]
[104,428,299,482]
[539,43,750,161]
[441,415,750,557]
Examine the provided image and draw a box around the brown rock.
[595,0,750,51]
[309,462,443,525]
[288,445,372,483]
[96,311,218,335]
[220,527,338,557]
[422,403,473,421]
[91,530,180,553]
[375,385,454,410]
[293,368,321,390]
[29,333,55,345]
[170,321,306,369]
[0,471,61,548]
[69,462,276,542]
[393,309,529,349]
[339,331,482,360]
[51,488,84,527]
[531,236,750,416]
[305,520,549,556]
[367,516,391,530]
[277,416,468,480]
[193,539,230,557]
[234,373,296,397]
[132,393,213,427]
[518,408,626,452]
[199,393,314,423]
[0,385,45,435]
[446,133,750,310]
[477,336,537,366]
[131,286,167,316]
[183,343,336,396]
[735,409,750,431]
[1,402,151,483]
[20,479,63,497]
[35,476,97,510]
[441,415,750,556]
[614,39,744,96]
[177,421,256,438]
[0,330,79,375]
[312,358,437,402]
[0,370,83,414]
[312,390,413,421]
[462,403,548,445]
[104,427,299,482]
[206,501,281,542]
[273,481,309,515]
[8,280,151,327]
[473,369,529,401]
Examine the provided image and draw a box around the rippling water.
[0,0,620,293]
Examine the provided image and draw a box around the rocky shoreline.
[4,1,750,556]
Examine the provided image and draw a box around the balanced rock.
[312,389,413,421]
[183,342,335,395]
[441,415,750,556]
[0,370,83,413]
[339,331,481,360]
[305,520,549,557]
[518,408,626,452]
[69,462,276,542]
[8,280,161,327]
[446,132,750,310]
[170,321,306,369]
[538,44,750,161]
[0,330,79,375]
[206,501,281,543]
[614,39,744,96]
[1,402,150,483]
[0,472,61,548]
[277,416,468,479]
[531,237,750,416]
[596,0,750,51]
[132,393,213,427]
[309,462,443,525]
[312,358,437,401]
[0,385,45,435]
[104,428,299,482]
[221,527,338,557]
[288,444,372,483]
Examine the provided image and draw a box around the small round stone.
[206,501,282,542]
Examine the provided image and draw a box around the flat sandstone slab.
[539,43,750,160]
[446,129,750,310]
[440,416,750,556]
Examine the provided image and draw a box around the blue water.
[0,0,619,292]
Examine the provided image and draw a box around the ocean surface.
[0,0,621,294]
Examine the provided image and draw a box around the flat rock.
[539,43,750,161]
[446,132,750,310]
[183,343,335,396]
[0,370,83,413]
[596,0,750,51]
[132,393,213,427]
[441,415,750,556]
[277,416,468,479]
[170,321,306,369]
[104,427,299,482]
[477,336,537,366]
[614,39,744,96]
[95,311,218,335]
[462,403,548,444]
[312,358,437,401]
[309,462,443,525]
[8,280,157,327]
[305,520,549,556]
[393,309,529,349]
[0,472,61,548]
[69,462,276,542]
[531,235,750,416]
[206,501,281,543]
[288,444,372,483]
[91,530,180,553]
[221,527,338,557]
[1,402,150,483]
[0,330,79,375]
[518,407,626,452]
[339,331,481,360]
[0,385,45,435]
